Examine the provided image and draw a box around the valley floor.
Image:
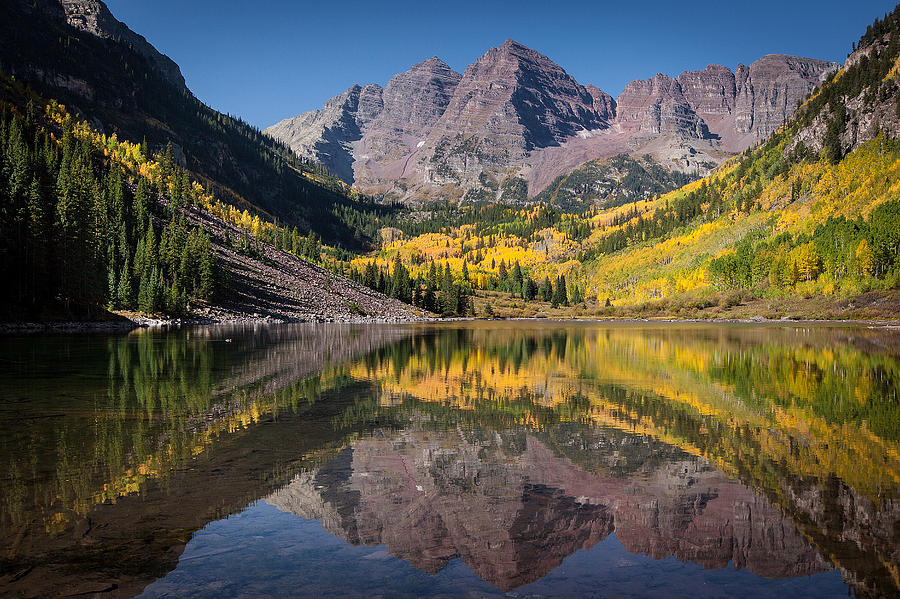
[5,271,899,334]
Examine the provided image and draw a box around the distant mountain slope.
[266,57,463,190]
[533,154,696,210]
[353,5,900,320]
[267,41,838,203]
[0,0,382,249]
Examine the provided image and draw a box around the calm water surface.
[0,322,898,598]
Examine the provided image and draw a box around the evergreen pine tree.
[539,277,553,302]
[390,252,412,303]
[523,277,537,301]
[552,275,568,307]
[117,254,133,309]
[440,263,456,316]
[511,261,523,294]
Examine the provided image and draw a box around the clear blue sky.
[106,0,897,130]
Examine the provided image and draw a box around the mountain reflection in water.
[1,322,898,598]
[266,427,827,589]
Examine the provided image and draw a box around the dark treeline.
[486,260,574,310]
[348,255,473,316]
[346,254,580,316]
[0,101,215,319]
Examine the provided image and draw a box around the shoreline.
[0,315,434,335]
[2,314,899,335]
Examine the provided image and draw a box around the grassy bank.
[472,289,900,321]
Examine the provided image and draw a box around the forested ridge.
[533,154,697,210]
[0,86,216,319]
[0,67,439,322]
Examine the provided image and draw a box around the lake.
[1,322,898,598]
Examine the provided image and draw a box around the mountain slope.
[264,57,463,190]
[0,74,420,322]
[576,7,900,309]
[58,0,186,88]
[533,154,696,210]
[0,0,384,249]
[352,5,900,320]
[267,41,837,203]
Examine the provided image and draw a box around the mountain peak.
[748,53,840,83]
[407,55,458,78]
[380,54,461,130]
[267,39,840,200]
[500,38,527,49]
[59,0,185,88]
[493,38,546,62]
[421,55,448,67]
[429,38,603,154]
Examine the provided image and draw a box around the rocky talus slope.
[266,40,838,201]
[171,198,424,323]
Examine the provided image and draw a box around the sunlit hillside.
[350,9,900,317]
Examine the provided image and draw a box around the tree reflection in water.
[1,323,898,598]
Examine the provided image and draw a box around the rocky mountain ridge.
[0,0,380,248]
[266,41,839,202]
[58,0,186,88]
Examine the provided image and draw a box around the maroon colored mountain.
[265,41,837,202]
[266,57,462,189]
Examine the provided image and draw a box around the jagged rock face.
[266,41,839,202]
[616,73,709,138]
[58,0,185,88]
[378,57,461,141]
[787,31,900,191]
[429,40,604,150]
[355,83,384,125]
[677,64,736,117]
[265,58,462,187]
[266,427,829,590]
[354,57,462,185]
[264,84,381,182]
[585,84,617,121]
[415,40,609,189]
[734,54,838,139]
[616,55,837,144]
